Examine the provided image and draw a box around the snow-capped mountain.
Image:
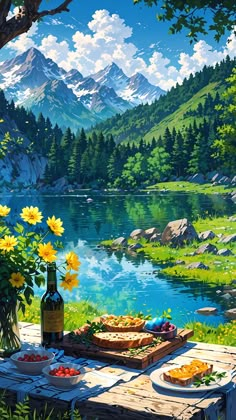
[0,48,65,90]
[66,76,132,117]
[91,63,165,105]
[21,79,99,132]
[0,48,165,131]
[91,63,129,93]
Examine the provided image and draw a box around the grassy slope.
[146,181,235,194]
[144,82,221,142]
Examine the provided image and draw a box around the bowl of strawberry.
[144,318,177,340]
[10,350,55,375]
[42,363,86,388]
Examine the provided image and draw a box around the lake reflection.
[1,191,235,327]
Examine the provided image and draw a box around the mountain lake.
[2,191,235,327]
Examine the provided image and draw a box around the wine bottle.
[41,262,64,347]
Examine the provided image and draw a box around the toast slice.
[92,331,153,349]
[163,359,213,387]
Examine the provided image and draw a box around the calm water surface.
[1,191,235,327]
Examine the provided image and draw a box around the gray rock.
[112,237,127,247]
[211,173,223,183]
[196,307,218,315]
[175,260,185,265]
[231,194,236,203]
[198,230,216,241]
[224,308,236,319]
[149,233,161,242]
[228,289,236,297]
[218,176,231,184]
[216,290,222,294]
[217,248,234,256]
[232,279,236,285]
[218,234,236,244]
[221,293,232,300]
[186,262,209,270]
[144,227,158,239]
[195,243,218,255]
[128,243,143,251]
[231,176,236,185]
[205,170,218,181]
[161,218,198,246]
[130,229,145,240]
[228,216,236,222]
[189,173,205,184]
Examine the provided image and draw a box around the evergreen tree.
[172,131,185,176]
[46,136,60,182]
[107,148,122,183]
[212,68,236,174]
[68,139,80,183]
[163,127,174,155]
[0,90,7,117]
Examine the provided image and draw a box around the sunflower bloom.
[60,272,79,292]
[0,205,10,217]
[20,206,43,225]
[66,251,81,271]
[38,242,57,262]
[0,235,18,252]
[9,272,25,288]
[47,215,64,236]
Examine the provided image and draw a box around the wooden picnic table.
[0,322,235,419]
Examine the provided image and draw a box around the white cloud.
[39,35,70,67]
[7,22,38,53]
[5,9,236,91]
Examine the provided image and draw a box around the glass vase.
[0,301,21,357]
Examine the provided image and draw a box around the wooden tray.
[55,328,194,369]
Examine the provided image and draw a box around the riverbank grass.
[147,181,235,195]
[18,299,236,346]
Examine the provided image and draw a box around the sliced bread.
[163,359,213,387]
[92,331,153,349]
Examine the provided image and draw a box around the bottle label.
[43,310,64,333]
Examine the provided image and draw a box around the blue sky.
[1,0,235,90]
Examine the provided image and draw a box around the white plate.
[150,365,232,392]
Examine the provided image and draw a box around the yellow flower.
[20,206,43,225]
[60,272,79,292]
[0,235,18,252]
[66,251,81,271]
[9,272,25,288]
[0,205,10,217]
[47,215,64,236]
[38,242,57,262]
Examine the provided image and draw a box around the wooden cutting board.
[54,327,194,369]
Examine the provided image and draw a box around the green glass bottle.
[40,262,64,346]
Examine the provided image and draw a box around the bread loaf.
[163,359,213,387]
[92,331,153,349]
[102,315,145,332]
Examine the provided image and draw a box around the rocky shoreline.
[106,217,236,320]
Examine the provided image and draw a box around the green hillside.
[87,56,235,145]
[144,82,222,142]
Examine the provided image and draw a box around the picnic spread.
[0,320,235,419]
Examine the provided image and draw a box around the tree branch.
[0,0,73,49]
[0,0,11,27]
[33,0,73,21]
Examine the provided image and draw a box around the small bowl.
[42,363,86,388]
[144,324,177,340]
[10,350,55,375]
